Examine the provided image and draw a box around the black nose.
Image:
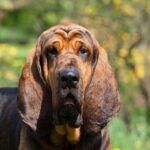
[59,68,79,88]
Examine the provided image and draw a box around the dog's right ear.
[83,46,120,133]
[17,42,52,134]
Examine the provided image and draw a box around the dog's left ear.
[83,43,120,133]
[17,37,52,135]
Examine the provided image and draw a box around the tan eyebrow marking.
[55,29,69,39]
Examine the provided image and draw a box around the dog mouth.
[54,93,82,128]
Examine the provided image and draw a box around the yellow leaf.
[117,58,126,67]
[4,71,17,80]
[114,148,120,150]
[131,49,144,63]
[121,32,129,41]
[9,47,17,56]
[122,4,136,16]
[119,48,128,57]
[113,0,122,6]
[84,6,96,15]
[135,64,145,78]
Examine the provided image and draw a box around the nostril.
[60,76,68,89]
[61,76,68,82]
[72,76,79,83]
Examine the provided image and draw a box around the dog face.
[37,24,99,127]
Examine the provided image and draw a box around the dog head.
[17,23,120,137]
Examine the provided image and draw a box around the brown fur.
[0,23,120,150]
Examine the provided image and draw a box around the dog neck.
[50,124,80,145]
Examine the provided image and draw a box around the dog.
[0,23,120,150]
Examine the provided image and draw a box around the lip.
[61,93,80,114]
[63,93,76,104]
[60,87,79,99]
[59,103,81,127]
[53,93,82,127]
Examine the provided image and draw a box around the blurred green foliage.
[0,43,32,86]
[109,116,150,150]
[0,0,150,149]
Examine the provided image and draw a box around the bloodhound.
[0,23,120,150]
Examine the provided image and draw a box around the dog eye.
[47,46,58,57]
[78,47,88,58]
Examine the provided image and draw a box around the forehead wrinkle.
[53,28,89,41]
[44,39,64,52]
[41,32,65,50]
[43,29,70,50]
[71,35,92,51]
[54,29,69,40]
[68,29,93,46]
[68,29,84,39]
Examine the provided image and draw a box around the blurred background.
[0,0,150,149]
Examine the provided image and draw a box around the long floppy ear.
[17,41,53,135]
[83,45,120,133]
